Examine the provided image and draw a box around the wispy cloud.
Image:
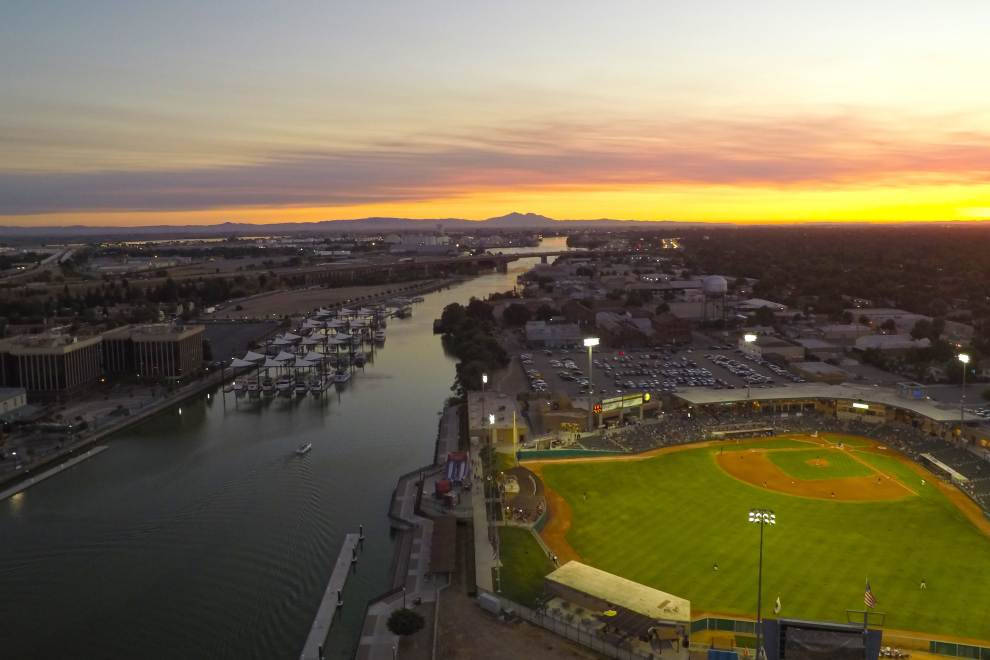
[4,113,990,216]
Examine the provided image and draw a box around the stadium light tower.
[958,353,970,429]
[584,337,600,431]
[748,508,776,660]
[744,334,757,399]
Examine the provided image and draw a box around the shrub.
[386,608,425,637]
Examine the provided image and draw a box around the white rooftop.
[546,561,690,624]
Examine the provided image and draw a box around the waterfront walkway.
[358,467,444,659]
[300,533,361,660]
[0,445,109,501]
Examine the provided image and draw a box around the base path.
[715,447,914,501]
[300,533,360,660]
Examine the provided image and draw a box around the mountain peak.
[483,212,557,227]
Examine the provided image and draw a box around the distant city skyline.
[4,1,990,226]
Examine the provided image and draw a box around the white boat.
[373,329,386,343]
[223,383,235,393]
[296,443,312,455]
[309,378,326,396]
[276,375,293,393]
[295,382,309,396]
[334,369,351,384]
[261,378,275,396]
[395,306,412,318]
[411,296,424,303]
[354,353,366,367]
[247,379,260,396]
[234,381,246,393]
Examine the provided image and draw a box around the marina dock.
[300,532,361,660]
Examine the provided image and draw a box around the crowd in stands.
[576,407,990,516]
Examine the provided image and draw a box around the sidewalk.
[358,466,446,660]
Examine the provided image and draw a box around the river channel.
[0,237,569,659]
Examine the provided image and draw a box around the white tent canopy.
[242,351,266,362]
[274,350,297,362]
[230,358,256,368]
[262,357,283,368]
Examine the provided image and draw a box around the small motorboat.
[296,443,312,455]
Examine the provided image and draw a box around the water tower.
[702,275,727,324]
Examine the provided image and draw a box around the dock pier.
[299,532,361,660]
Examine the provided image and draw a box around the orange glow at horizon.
[9,182,990,227]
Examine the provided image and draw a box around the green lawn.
[767,448,875,480]
[536,439,990,640]
[821,433,874,447]
[498,526,554,607]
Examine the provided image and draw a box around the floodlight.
[482,373,488,384]
[489,413,495,425]
[583,337,600,348]
[958,353,970,365]
[744,334,757,343]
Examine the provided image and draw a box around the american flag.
[864,579,877,608]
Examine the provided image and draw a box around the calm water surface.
[0,238,568,659]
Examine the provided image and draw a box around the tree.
[655,302,670,314]
[534,305,558,322]
[753,306,776,327]
[387,608,425,636]
[879,319,897,334]
[502,303,531,327]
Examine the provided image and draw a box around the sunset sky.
[4,1,990,225]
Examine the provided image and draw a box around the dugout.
[544,561,690,652]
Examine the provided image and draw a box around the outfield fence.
[693,615,990,659]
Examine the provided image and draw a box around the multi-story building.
[0,332,103,401]
[103,324,204,380]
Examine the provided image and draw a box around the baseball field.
[526,434,990,642]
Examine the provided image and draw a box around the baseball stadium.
[483,385,990,659]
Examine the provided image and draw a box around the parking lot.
[516,341,805,400]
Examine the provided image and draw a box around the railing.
[480,590,656,660]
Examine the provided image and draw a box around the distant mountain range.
[0,212,718,238]
[0,213,984,239]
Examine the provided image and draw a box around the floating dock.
[299,532,361,660]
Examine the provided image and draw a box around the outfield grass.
[767,448,875,480]
[498,526,554,607]
[537,439,990,640]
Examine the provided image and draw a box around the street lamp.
[744,334,757,400]
[959,353,970,430]
[748,508,776,660]
[584,337,599,431]
[489,412,495,447]
[481,372,488,443]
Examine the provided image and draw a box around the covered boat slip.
[544,561,690,627]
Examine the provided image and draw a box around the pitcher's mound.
[806,458,830,468]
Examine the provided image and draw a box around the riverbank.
[0,445,110,501]
[0,364,248,495]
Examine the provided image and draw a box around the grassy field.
[767,448,875,480]
[498,526,555,607]
[536,436,990,640]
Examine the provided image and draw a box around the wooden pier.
[299,532,362,660]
